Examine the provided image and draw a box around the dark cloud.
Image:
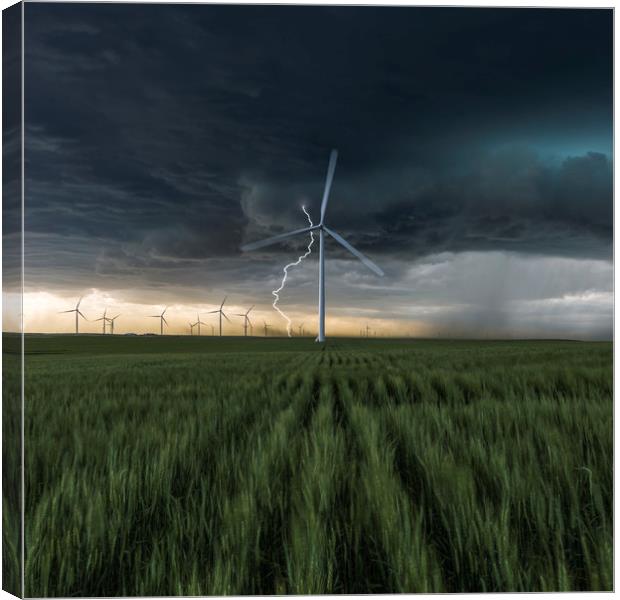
[18,4,612,337]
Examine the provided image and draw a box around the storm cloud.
[20,4,612,337]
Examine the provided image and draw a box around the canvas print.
[2,2,613,596]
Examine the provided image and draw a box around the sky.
[4,4,613,338]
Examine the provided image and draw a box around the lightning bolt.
[272,206,315,337]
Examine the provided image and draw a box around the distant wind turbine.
[234,305,254,337]
[149,306,169,335]
[194,313,207,336]
[108,314,121,335]
[206,297,230,337]
[263,321,272,337]
[189,321,197,335]
[298,323,304,337]
[94,308,108,335]
[241,149,383,342]
[59,297,87,334]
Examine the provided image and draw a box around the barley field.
[5,335,613,595]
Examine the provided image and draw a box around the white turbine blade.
[78,310,88,319]
[162,306,168,316]
[162,316,169,326]
[76,296,83,309]
[320,149,338,223]
[324,226,384,276]
[247,305,254,315]
[241,226,314,252]
[94,317,104,321]
[112,314,120,320]
[206,309,219,314]
[221,296,227,308]
[222,312,231,323]
[149,315,160,318]
[59,309,75,313]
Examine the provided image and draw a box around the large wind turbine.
[206,297,230,337]
[241,150,383,342]
[95,308,108,334]
[149,307,169,335]
[234,305,254,337]
[263,321,272,337]
[59,297,87,334]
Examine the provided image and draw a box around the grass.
[3,334,612,595]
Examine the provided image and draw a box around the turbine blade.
[206,310,219,314]
[162,316,169,325]
[78,310,87,319]
[320,149,338,223]
[247,305,254,315]
[222,312,231,323]
[220,296,227,308]
[94,317,104,321]
[112,314,120,320]
[324,226,384,276]
[76,296,83,309]
[241,226,314,251]
[59,309,75,313]
[162,306,168,315]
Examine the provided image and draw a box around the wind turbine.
[149,306,169,335]
[194,313,207,336]
[59,297,87,334]
[210,324,215,336]
[263,321,272,337]
[234,305,254,337]
[108,314,121,335]
[95,308,108,335]
[206,297,230,337]
[189,321,197,336]
[298,323,305,337]
[241,149,383,342]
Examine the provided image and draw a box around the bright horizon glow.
[1,285,612,341]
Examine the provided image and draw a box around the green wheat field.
[3,335,613,595]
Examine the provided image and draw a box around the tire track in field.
[328,377,395,593]
[337,376,443,592]
[384,412,466,592]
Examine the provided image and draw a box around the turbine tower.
[234,305,254,337]
[263,321,272,337]
[206,297,230,337]
[189,321,197,336]
[149,306,169,335]
[59,297,87,334]
[108,314,121,335]
[95,308,108,334]
[298,323,304,337]
[241,150,383,342]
